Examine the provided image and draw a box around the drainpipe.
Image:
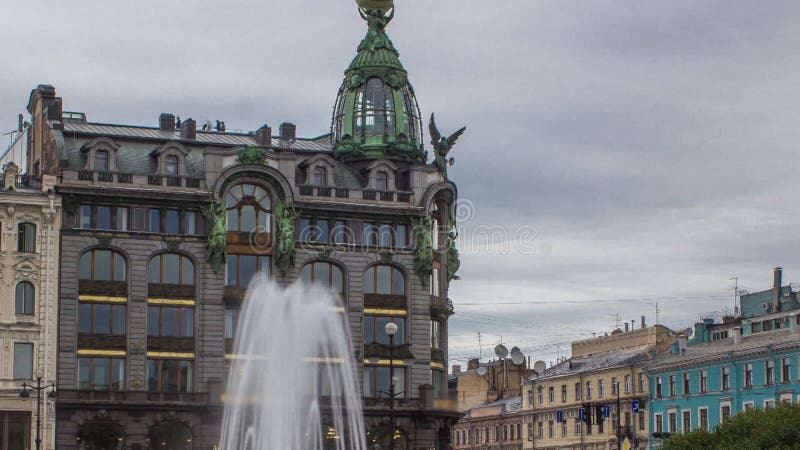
[579,372,585,450]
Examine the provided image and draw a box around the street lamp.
[384,322,398,450]
[20,368,56,450]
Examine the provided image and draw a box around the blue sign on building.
[557,411,563,423]
[578,409,584,422]
[632,400,639,414]
[603,405,611,418]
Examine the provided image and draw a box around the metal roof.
[531,349,652,382]
[62,122,332,152]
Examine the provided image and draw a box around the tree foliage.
[663,404,800,450]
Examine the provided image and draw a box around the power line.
[455,293,730,306]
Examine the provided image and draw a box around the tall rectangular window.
[116,207,129,231]
[97,206,112,230]
[745,363,753,387]
[166,210,180,235]
[147,359,193,393]
[149,209,161,233]
[638,373,645,392]
[699,408,708,430]
[548,386,554,403]
[625,375,632,394]
[586,381,592,399]
[766,360,775,385]
[722,366,730,390]
[700,369,708,393]
[655,414,663,433]
[782,357,791,382]
[224,309,239,339]
[668,411,677,433]
[13,343,33,380]
[683,372,690,395]
[17,223,36,253]
[669,375,676,397]
[561,384,567,402]
[575,382,581,401]
[362,366,405,398]
[80,205,92,229]
[598,379,605,397]
[78,357,125,391]
[185,211,197,235]
[548,421,554,438]
[656,377,662,398]
[721,404,731,422]
[430,320,442,349]
[682,410,691,432]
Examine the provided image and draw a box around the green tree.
[663,404,800,450]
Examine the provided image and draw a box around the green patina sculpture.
[274,200,299,275]
[203,200,227,273]
[429,114,466,180]
[446,230,461,282]
[413,215,434,285]
[238,145,266,165]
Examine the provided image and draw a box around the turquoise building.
[646,269,800,448]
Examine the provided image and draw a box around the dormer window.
[165,155,178,176]
[376,171,388,191]
[312,166,327,186]
[95,150,109,172]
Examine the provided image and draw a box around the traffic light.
[595,405,605,424]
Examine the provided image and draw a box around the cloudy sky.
[3,1,800,368]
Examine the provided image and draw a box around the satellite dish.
[494,344,508,358]
[510,346,522,356]
[477,367,487,376]
[511,353,525,366]
[533,360,547,373]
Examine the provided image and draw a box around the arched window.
[165,155,178,176]
[226,183,272,233]
[364,265,405,296]
[95,150,109,172]
[300,261,344,298]
[148,254,194,286]
[79,250,127,282]
[375,171,388,191]
[77,420,125,450]
[355,78,396,139]
[17,223,36,253]
[312,166,327,186]
[15,281,34,315]
[147,421,193,450]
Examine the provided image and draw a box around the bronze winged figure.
[429,113,466,180]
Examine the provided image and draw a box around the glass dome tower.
[332,7,425,162]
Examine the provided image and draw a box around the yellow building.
[522,325,675,450]
[0,159,61,450]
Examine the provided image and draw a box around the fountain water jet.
[219,280,367,450]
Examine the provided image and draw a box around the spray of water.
[219,280,367,450]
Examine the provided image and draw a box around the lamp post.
[384,322,398,450]
[20,368,56,450]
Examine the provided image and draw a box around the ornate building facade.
[0,153,61,449]
[23,2,462,448]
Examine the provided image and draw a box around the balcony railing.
[64,170,204,189]
[298,185,413,204]
[430,296,455,317]
[0,173,41,190]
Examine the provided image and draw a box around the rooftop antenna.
[655,301,660,326]
[477,331,482,361]
[729,277,740,317]
[609,313,621,330]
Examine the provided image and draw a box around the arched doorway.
[146,421,192,450]
[366,425,408,450]
[76,420,125,450]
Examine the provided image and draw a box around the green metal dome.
[332,8,424,162]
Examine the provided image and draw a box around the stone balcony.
[297,184,414,205]
[430,296,455,319]
[62,169,205,190]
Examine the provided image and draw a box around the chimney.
[18,114,24,132]
[181,119,197,140]
[677,335,688,352]
[793,315,800,335]
[452,365,461,375]
[3,162,19,190]
[631,320,636,331]
[773,267,783,289]
[279,122,296,142]
[774,267,783,311]
[255,124,272,146]
[159,113,176,131]
[624,322,630,333]
[641,315,647,329]
[467,358,479,371]
[733,327,741,345]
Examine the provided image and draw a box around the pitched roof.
[531,349,651,382]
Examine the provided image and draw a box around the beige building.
[452,396,525,450]
[0,159,60,450]
[451,357,532,412]
[522,325,675,450]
